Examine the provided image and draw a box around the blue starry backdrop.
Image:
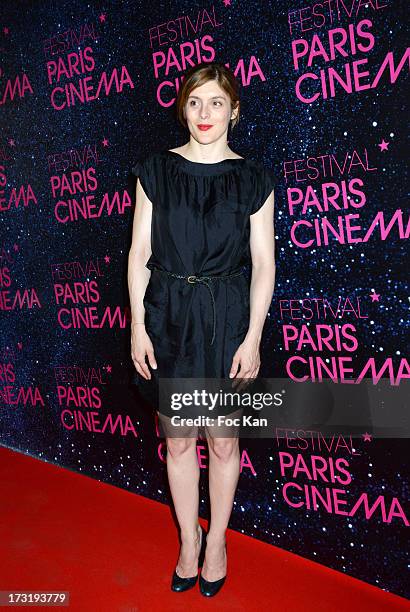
[0,0,408,600]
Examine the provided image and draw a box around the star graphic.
[99,13,106,22]
[102,138,109,147]
[106,365,112,373]
[8,139,15,147]
[378,139,389,152]
[223,0,232,5]
[13,243,19,251]
[362,432,372,442]
[370,291,380,302]
[104,255,111,263]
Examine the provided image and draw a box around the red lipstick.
[197,124,213,131]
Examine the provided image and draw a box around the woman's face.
[184,79,236,145]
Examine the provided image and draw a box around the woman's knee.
[166,436,197,458]
[208,438,239,462]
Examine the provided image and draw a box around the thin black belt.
[149,266,244,346]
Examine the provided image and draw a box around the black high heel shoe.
[199,541,227,597]
[171,525,207,592]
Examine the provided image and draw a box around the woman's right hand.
[131,323,157,380]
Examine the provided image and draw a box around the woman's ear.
[231,102,240,125]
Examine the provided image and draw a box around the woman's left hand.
[229,336,261,390]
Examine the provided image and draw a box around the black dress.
[131,149,276,419]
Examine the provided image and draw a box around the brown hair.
[176,62,241,130]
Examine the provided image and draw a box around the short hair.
[175,62,241,130]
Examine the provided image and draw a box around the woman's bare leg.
[203,414,241,581]
[159,413,202,578]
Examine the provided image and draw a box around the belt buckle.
[187,275,196,284]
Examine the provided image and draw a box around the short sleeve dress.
[131,149,276,417]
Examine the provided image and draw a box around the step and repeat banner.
[1,0,408,601]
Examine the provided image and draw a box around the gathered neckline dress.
[131,149,276,416]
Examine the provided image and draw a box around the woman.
[128,62,276,597]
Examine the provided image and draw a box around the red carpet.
[0,445,408,611]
